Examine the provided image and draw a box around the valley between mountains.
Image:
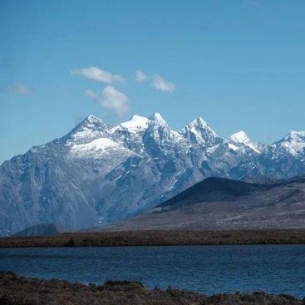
[1,113,305,236]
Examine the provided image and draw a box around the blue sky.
[1,0,305,163]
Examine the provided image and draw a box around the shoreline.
[1,229,305,248]
[0,271,303,305]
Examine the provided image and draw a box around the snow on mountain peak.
[149,112,167,125]
[151,112,162,119]
[228,131,261,153]
[188,117,208,129]
[63,115,108,145]
[286,130,305,140]
[229,131,250,143]
[180,117,219,145]
[131,114,147,121]
[80,115,108,130]
[112,114,150,133]
[277,130,305,155]
[86,114,101,123]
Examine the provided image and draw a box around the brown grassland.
[0,272,304,305]
[1,229,305,248]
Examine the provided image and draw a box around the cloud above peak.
[71,66,175,116]
[7,84,32,95]
[135,70,175,93]
[86,86,129,117]
[135,70,147,82]
[71,67,124,84]
[152,74,175,93]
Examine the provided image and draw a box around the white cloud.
[135,70,147,82]
[135,70,175,93]
[8,84,32,95]
[152,75,175,93]
[71,67,124,84]
[86,86,129,116]
[85,89,97,99]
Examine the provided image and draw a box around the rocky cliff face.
[0,113,304,236]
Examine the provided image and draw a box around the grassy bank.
[0,272,304,305]
[1,229,305,248]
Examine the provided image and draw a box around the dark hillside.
[159,177,276,209]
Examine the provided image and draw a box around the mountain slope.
[0,113,305,236]
[104,176,305,231]
[158,177,276,209]
[0,114,206,235]
[13,223,65,237]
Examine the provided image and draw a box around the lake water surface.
[1,245,305,298]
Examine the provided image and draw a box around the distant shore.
[0,271,304,305]
[1,229,305,248]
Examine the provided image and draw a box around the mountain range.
[1,113,305,236]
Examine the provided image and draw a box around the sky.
[1,0,305,163]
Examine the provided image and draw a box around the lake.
[0,245,305,298]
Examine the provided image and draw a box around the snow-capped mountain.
[228,131,262,154]
[272,131,305,157]
[180,117,222,147]
[0,113,305,236]
[64,115,109,145]
[256,131,305,179]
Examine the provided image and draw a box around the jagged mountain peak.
[149,112,167,125]
[274,130,305,156]
[111,114,150,133]
[228,131,261,154]
[130,114,147,121]
[63,115,108,145]
[187,117,218,135]
[285,130,305,140]
[85,114,102,123]
[188,117,208,129]
[76,114,108,129]
[180,117,219,145]
[74,115,109,130]
[229,131,251,143]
